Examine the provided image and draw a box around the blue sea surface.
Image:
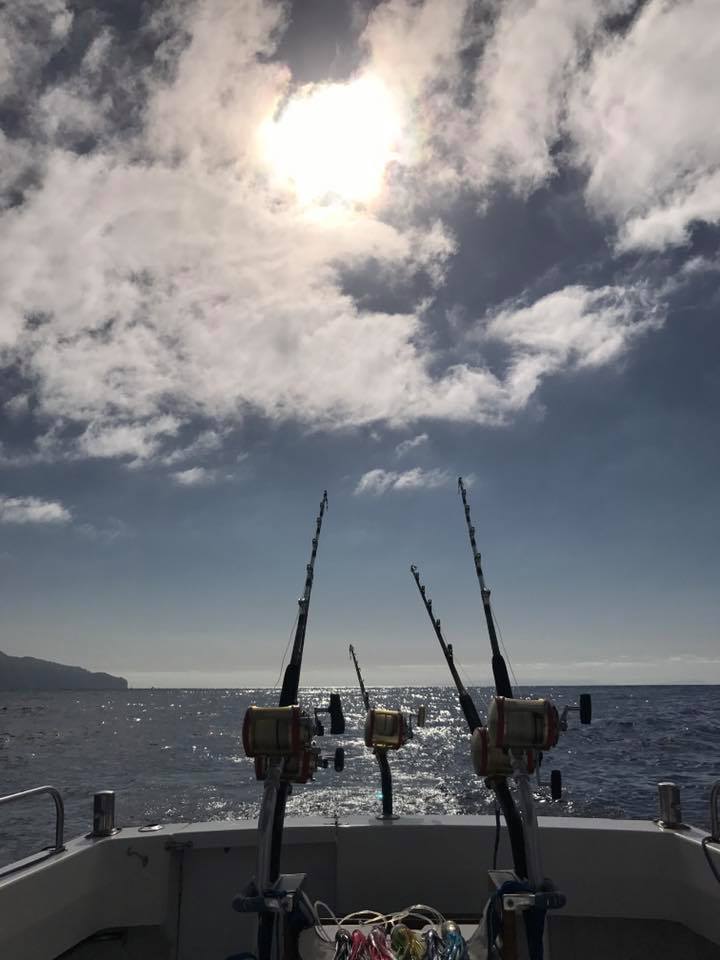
[1,685,718,867]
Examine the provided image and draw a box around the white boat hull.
[1,815,719,959]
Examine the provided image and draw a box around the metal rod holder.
[92,790,117,837]
[376,749,397,820]
[658,781,682,827]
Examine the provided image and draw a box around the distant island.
[0,650,128,690]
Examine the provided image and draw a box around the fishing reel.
[474,694,591,799]
[242,699,345,784]
[364,705,426,751]
[471,727,536,778]
[488,696,559,751]
[252,746,344,784]
[560,693,592,730]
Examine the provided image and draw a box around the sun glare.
[261,75,402,207]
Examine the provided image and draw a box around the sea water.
[1,685,718,866]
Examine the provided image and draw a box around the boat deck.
[3,815,719,960]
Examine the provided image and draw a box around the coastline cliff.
[0,650,128,690]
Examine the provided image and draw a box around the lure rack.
[313,905,471,960]
[350,644,426,819]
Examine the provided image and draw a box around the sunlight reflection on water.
[1,685,717,864]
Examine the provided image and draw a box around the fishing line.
[491,608,520,691]
[272,611,300,690]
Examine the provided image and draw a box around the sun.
[261,74,402,207]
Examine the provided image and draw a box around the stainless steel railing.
[0,785,65,868]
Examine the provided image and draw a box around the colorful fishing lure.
[367,926,395,960]
[440,921,467,960]
[391,924,426,960]
[349,929,369,960]
[423,928,445,960]
[334,929,353,960]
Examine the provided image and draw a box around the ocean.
[1,685,718,867]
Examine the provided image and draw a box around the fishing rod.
[279,491,329,709]
[454,477,531,880]
[410,564,481,732]
[349,644,370,711]
[238,491,344,960]
[457,477,513,699]
[454,478,593,958]
[350,644,392,819]
[410,562,527,878]
[265,488,333,894]
[349,644,424,819]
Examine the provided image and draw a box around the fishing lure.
[350,930,369,960]
[391,924,426,960]
[334,929,353,960]
[423,928,445,960]
[440,921,467,960]
[367,926,395,960]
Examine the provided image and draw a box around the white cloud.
[484,284,662,408]
[355,466,450,495]
[0,495,71,524]
[172,466,217,487]
[77,417,181,462]
[0,2,73,101]
[681,256,720,277]
[364,0,720,254]
[0,0,691,464]
[76,517,132,544]
[568,0,720,250]
[459,0,626,195]
[161,429,226,465]
[394,433,429,457]
[4,394,29,417]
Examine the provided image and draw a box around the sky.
[0,0,719,688]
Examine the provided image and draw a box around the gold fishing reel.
[364,704,426,751]
[242,701,345,784]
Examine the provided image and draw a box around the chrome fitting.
[658,781,682,828]
[92,790,117,837]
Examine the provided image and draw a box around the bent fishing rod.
[409,565,481,732]
[456,477,530,879]
[250,491,330,960]
[457,476,513,699]
[349,644,370,711]
[410,563,527,878]
[270,490,329,876]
